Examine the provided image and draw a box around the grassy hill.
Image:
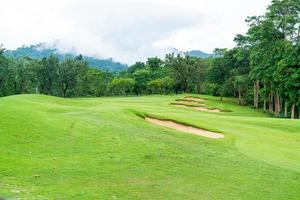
[0,94,299,199]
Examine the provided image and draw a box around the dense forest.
[0,0,299,119]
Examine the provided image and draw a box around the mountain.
[186,50,215,58]
[4,43,128,72]
[170,48,215,58]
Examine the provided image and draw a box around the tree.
[0,46,9,96]
[240,0,300,117]
[147,77,174,94]
[233,75,249,105]
[109,78,135,95]
[133,68,152,95]
[207,51,227,101]
[57,57,88,98]
[165,54,200,93]
[127,62,145,74]
[86,68,106,96]
[275,44,300,118]
[38,55,59,95]
[146,57,162,71]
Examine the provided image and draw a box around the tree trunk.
[284,102,288,118]
[253,80,259,108]
[269,90,274,113]
[253,82,256,107]
[274,94,278,116]
[263,100,267,111]
[274,92,281,117]
[277,94,281,115]
[63,83,68,98]
[183,80,188,93]
[256,80,260,107]
[291,104,295,119]
[238,87,241,105]
[269,93,272,112]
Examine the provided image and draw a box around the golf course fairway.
[0,94,299,199]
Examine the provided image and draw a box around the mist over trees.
[0,0,299,119]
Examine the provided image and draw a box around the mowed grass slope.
[0,94,299,199]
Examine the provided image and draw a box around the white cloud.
[0,0,271,64]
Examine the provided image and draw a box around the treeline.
[235,0,300,119]
[0,48,210,98]
[0,52,114,97]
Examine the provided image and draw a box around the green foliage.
[240,0,300,117]
[0,54,106,98]
[132,68,152,94]
[146,57,162,71]
[86,68,106,96]
[164,54,207,93]
[201,82,219,96]
[147,77,174,94]
[109,77,135,95]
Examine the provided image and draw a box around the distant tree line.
[0,49,209,98]
[0,0,299,119]
[0,52,114,98]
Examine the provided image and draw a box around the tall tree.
[38,55,59,95]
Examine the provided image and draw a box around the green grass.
[0,94,299,199]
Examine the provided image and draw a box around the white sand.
[184,97,206,102]
[175,105,221,113]
[145,117,224,139]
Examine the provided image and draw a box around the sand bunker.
[175,105,221,113]
[175,101,204,106]
[192,107,221,113]
[184,97,206,102]
[145,117,224,139]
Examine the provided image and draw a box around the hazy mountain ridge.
[4,43,128,71]
[187,50,215,58]
[171,48,215,58]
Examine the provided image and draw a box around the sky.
[0,0,271,64]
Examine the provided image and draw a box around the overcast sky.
[0,0,271,64]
